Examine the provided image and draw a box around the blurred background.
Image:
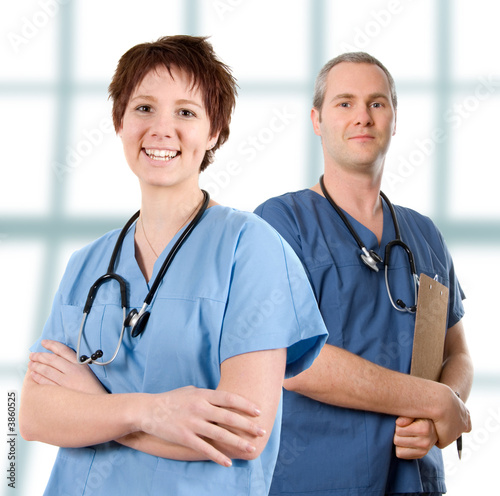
[1,0,499,493]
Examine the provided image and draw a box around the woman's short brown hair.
[109,35,237,171]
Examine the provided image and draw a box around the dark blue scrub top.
[255,189,465,496]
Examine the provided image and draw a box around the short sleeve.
[405,209,466,329]
[30,250,82,353]
[438,229,465,329]
[219,218,328,378]
[30,290,68,353]
[254,199,304,264]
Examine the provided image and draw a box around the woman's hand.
[136,386,265,467]
[28,340,106,395]
[28,339,267,466]
[393,417,438,459]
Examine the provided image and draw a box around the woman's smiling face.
[119,65,218,191]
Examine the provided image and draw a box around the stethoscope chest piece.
[125,307,150,338]
[360,248,383,272]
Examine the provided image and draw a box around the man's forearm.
[440,320,474,401]
[440,352,473,401]
[284,343,470,448]
[284,343,447,419]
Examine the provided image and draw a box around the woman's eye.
[179,109,195,117]
[136,105,151,113]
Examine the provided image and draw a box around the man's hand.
[432,385,471,449]
[394,417,438,459]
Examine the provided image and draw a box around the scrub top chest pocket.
[62,303,129,383]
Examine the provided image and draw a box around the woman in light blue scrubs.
[19,35,327,496]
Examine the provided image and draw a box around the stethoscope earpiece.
[78,350,103,364]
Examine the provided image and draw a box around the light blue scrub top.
[31,205,328,496]
[255,190,465,496]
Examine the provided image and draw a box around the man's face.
[311,62,396,176]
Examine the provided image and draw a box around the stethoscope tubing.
[77,308,127,366]
[319,175,418,313]
[76,190,210,366]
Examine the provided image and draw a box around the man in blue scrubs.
[255,52,473,496]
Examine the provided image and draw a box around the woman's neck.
[134,182,206,281]
[139,181,205,232]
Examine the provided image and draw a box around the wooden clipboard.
[410,273,449,381]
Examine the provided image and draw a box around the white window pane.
[449,96,500,220]
[199,0,311,83]
[201,94,309,212]
[382,95,436,215]
[453,0,500,80]
[0,241,46,362]
[1,96,55,216]
[451,247,500,375]
[74,0,185,83]
[2,0,59,83]
[326,0,437,81]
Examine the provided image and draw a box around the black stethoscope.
[319,175,419,313]
[76,190,210,365]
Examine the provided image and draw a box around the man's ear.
[311,107,322,137]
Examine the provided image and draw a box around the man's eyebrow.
[331,92,390,101]
[331,93,355,101]
[367,92,390,101]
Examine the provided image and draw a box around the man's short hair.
[312,52,397,111]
